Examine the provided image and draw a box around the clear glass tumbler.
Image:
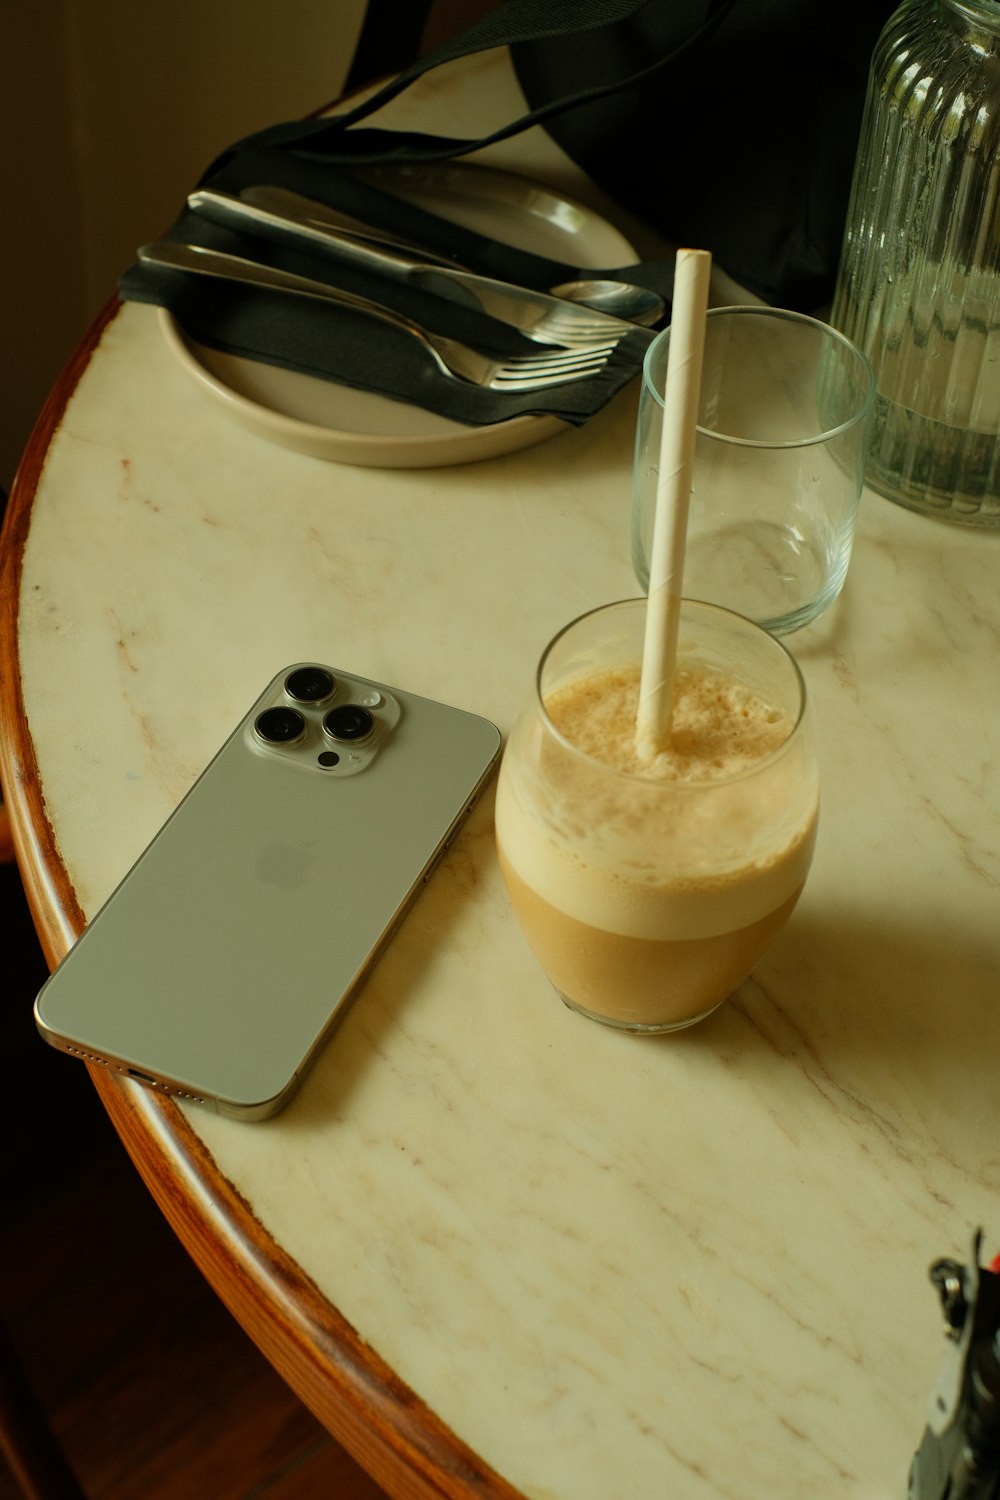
[494,599,819,1032]
[631,307,874,634]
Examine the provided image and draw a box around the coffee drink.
[495,601,818,1031]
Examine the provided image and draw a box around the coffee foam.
[546,666,792,780]
[496,667,817,941]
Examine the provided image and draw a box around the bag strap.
[231,0,741,165]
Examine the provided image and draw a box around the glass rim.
[641,304,876,450]
[533,596,809,789]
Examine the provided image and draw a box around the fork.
[138,242,622,391]
[187,186,646,349]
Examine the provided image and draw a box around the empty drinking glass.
[632,306,875,634]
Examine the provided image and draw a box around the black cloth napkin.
[119,144,668,430]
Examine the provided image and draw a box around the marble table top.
[6,44,1000,1500]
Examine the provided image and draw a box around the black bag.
[510,0,896,309]
[214,0,896,310]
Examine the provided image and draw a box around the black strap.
[219,0,741,167]
[337,0,669,126]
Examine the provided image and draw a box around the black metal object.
[909,1230,1000,1500]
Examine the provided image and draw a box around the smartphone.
[35,663,502,1120]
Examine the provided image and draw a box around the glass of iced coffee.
[495,598,818,1031]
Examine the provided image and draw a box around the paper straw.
[635,248,711,761]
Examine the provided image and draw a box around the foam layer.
[546,665,792,780]
[496,666,817,941]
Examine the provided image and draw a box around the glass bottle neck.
[943,0,1000,35]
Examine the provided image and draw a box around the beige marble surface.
[14,46,1000,1500]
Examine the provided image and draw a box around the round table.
[3,45,999,1500]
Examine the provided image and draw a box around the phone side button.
[423,796,481,882]
[423,842,448,883]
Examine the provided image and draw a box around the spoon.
[555,278,664,326]
[189,186,666,328]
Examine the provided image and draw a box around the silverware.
[187,187,657,347]
[139,242,622,392]
[236,187,666,326]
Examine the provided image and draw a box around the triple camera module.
[253,666,386,772]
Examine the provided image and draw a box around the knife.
[241,187,456,265]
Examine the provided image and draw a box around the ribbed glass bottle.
[831,0,1000,526]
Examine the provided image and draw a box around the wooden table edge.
[0,296,524,1500]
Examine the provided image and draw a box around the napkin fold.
[119,142,670,430]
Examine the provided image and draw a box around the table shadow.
[686,902,1000,1175]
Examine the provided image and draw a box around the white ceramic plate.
[159,161,637,468]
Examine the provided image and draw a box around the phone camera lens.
[254,706,306,744]
[285,667,335,703]
[323,704,375,742]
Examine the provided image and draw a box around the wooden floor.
[0,847,387,1500]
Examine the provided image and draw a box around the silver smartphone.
[35,663,502,1120]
